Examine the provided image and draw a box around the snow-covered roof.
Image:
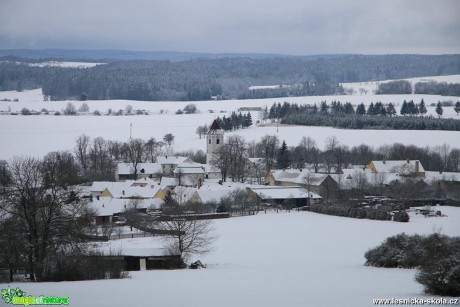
[174,163,205,174]
[106,186,163,199]
[156,155,190,165]
[270,169,329,185]
[172,186,198,203]
[117,162,163,175]
[89,237,178,257]
[131,177,161,187]
[424,171,460,183]
[160,176,198,188]
[91,181,134,193]
[248,158,264,165]
[370,160,425,174]
[249,186,321,200]
[199,181,257,191]
[195,190,232,204]
[338,169,401,189]
[88,198,164,216]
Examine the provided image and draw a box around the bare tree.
[160,196,216,262]
[78,102,90,113]
[163,133,175,147]
[372,172,388,196]
[196,124,208,139]
[303,172,315,205]
[0,157,89,281]
[259,135,279,172]
[127,138,145,179]
[63,102,77,115]
[144,138,159,162]
[74,134,90,175]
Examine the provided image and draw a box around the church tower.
[206,119,224,165]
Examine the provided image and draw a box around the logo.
[1,286,69,306]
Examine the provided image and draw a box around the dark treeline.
[414,81,460,96]
[267,101,460,131]
[215,112,253,131]
[238,82,344,99]
[376,79,460,96]
[1,54,460,100]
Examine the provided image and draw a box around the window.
[216,138,220,144]
[209,139,211,144]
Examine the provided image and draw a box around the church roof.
[209,119,221,131]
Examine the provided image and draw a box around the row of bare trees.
[212,133,460,183]
[74,134,176,181]
[0,156,94,282]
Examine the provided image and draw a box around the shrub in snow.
[366,233,460,296]
[183,104,197,114]
[21,107,31,115]
[309,203,392,221]
[416,252,460,296]
[365,233,425,268]
[393,211,410,222]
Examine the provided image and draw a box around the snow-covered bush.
[416,252,460,296]
[366,233,460,296]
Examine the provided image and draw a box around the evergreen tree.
[277,140,290,169]
[400,100,408,115]
[407,100,416,115]
[320,101,329,115]
[386,103,396,116]
[344,102,355,114]
[268,103,276,119]
[356,103,366,115]
[454,101,460,115]
[243,112,253,128]
[436,102,443,117]
[367,102,375,115]
[312,104,318,114]
[419,99,427,115]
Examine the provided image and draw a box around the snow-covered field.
[341,74,460,95]
[0,86,459,160]
[28,61,105,68]
[2,207,459,307]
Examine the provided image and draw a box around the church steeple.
[206,120,224,164]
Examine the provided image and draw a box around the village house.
[157,155,193,176]
[89,198,164,225]
[246,186,321,207]
[93,238,182,270]
[116,162,163,180]
[265,169,339,199]
[367,159,425,177]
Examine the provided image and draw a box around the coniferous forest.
[267,101,460,131]
[1,54,460,101]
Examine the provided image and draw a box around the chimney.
[383,158,386,164]
[415,161,419,173]
[122,190,125,195]
[407,158,410,163]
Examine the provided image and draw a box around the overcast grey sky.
[1,0,459,55]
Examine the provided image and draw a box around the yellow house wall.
[153,189,166,200]
[368,162,377,173]
[100,188,113,198]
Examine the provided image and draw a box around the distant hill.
[1,52,459,101]
[0,48,343,62]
